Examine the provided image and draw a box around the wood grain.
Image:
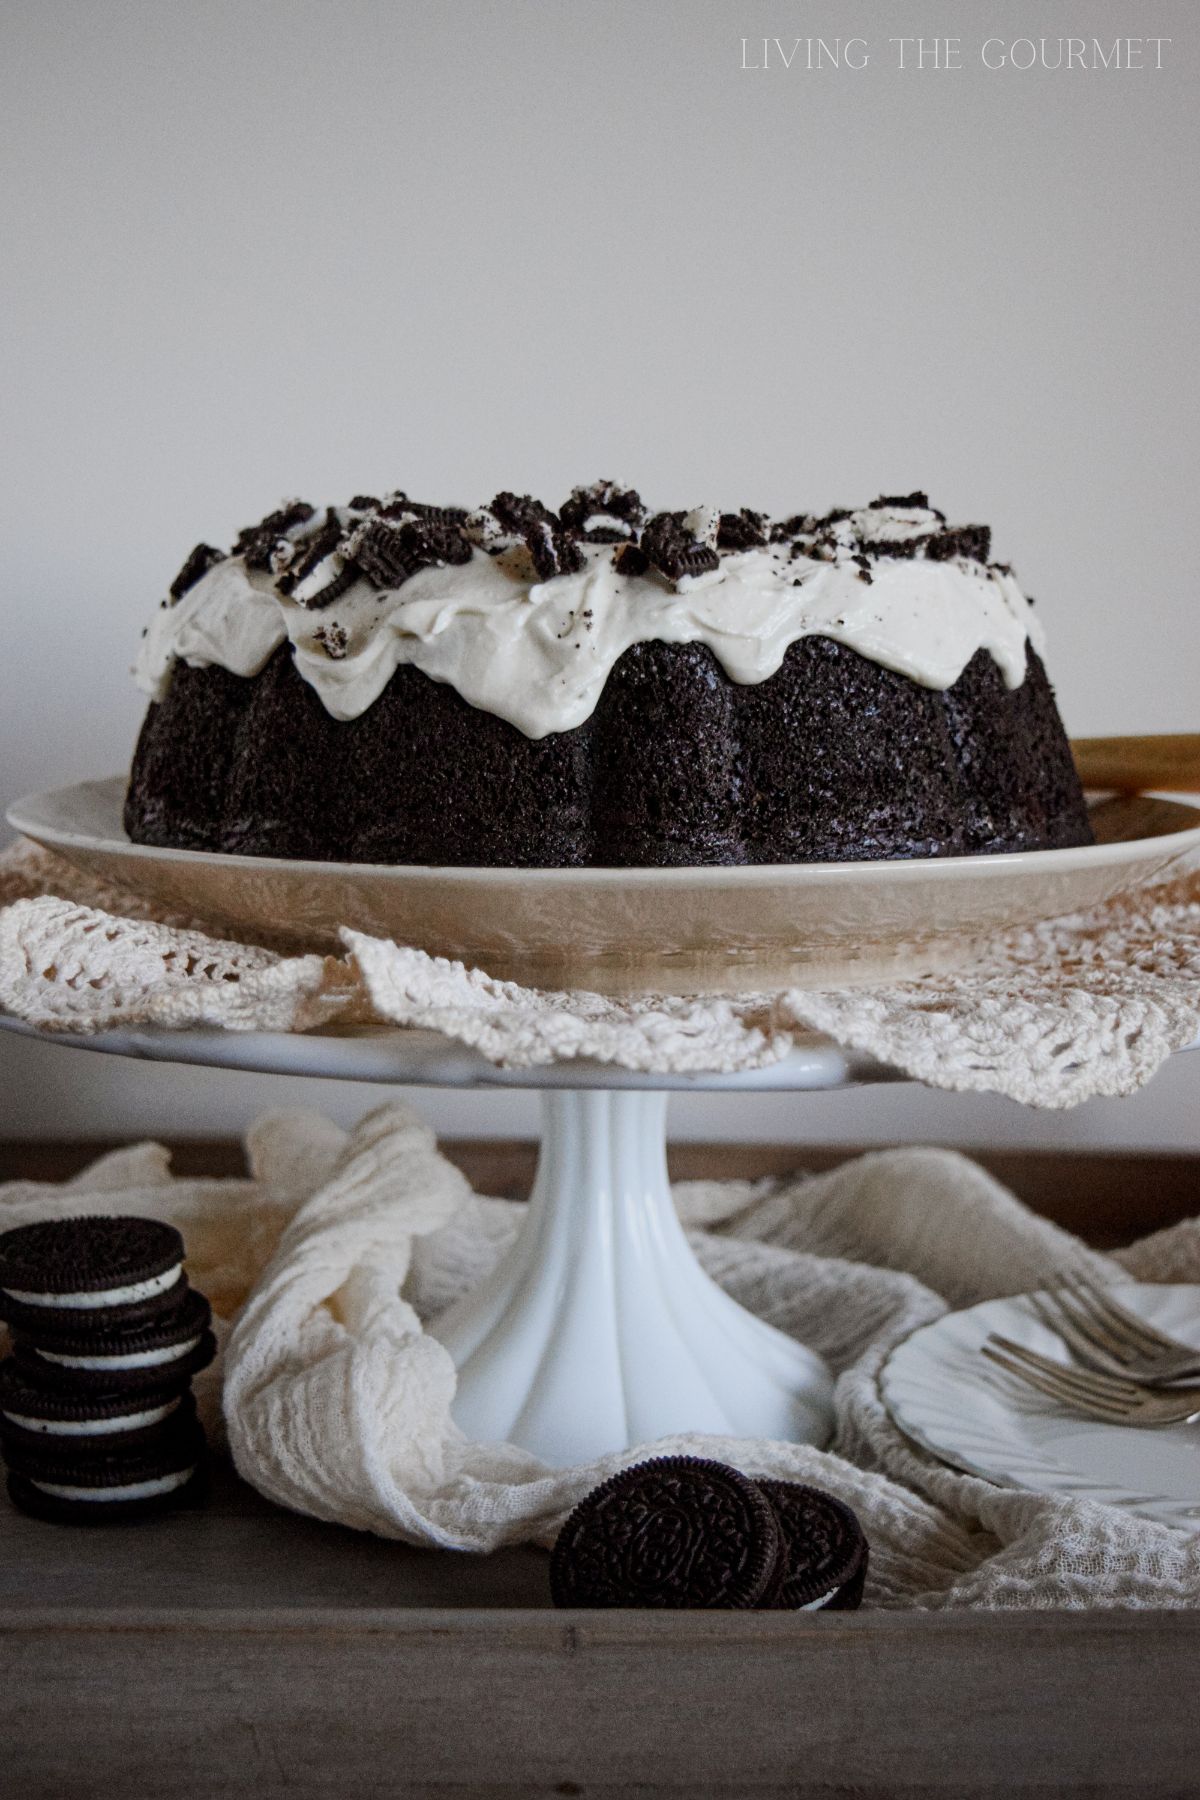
[1074,733,1200,794]
[3,1610,1197,1799]
[1,1156,1198,1797]
[4,1138,1197,1250]
[1,1468,1198,1800]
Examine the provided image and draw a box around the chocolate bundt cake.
[125,485,1092,867]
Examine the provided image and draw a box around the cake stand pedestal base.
[428,1089,835,1466]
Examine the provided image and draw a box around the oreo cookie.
[559,481,646,543]
[755,1480,868,1611]
[0,1216,187,1334]
[0,1360,194,1454]
[352,514,471,590]
[5,1415,207,1524]
[640,512,720,585]
[13,1288,215,1393]
[717,509,769,552]
[488,493,585,581]
[169,543,225,603]
[550,1455,784,1610]
[233,499,316,571]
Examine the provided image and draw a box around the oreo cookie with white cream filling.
[0,1360,195,1453]
[5,1414,208,1523]
[754,1479,869,1610]
[12,1288,215,1393]
[0,1215,187,1334]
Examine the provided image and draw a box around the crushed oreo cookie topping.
[349,516,470,590]
[138,484,1038,742]
[641,511,721,583]
[559,481,647,543]
[168,544,225,603]
[489,492,586,581]
[312,623,348,659]
[233,500,316,571]
[717,509,769,552]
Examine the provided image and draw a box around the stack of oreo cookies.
[0,1216,214,1523]
[550,1456,869,1611]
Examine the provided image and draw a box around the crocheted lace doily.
[2,836,1199,1108]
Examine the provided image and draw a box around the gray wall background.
[2,0,1197,1146]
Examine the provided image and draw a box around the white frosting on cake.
[135,502,1044,742]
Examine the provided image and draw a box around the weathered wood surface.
[1,1462,1198,1799]
[2,1140,1198,1796]
[5,1138,1199,1249]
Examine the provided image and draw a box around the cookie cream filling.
[3,1397,181,1436]
[32,1335,201,1370]
[135,502,1043,743]
[4,1263,183,1310]
[31,1467,195,1502]
[796,1588,838,1611]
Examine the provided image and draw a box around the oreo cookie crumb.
[234,500,316,570]
[489,493,585,580]
[382,499,470,528]
[313,623,348,659]
[169,544,225,603]
[353,515,471,590]
[559,481,646,543]
[613,542,649,577]
[870,491,942,518]
[640,512,720,584]
[717,509,769,552]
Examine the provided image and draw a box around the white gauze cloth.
[2,837,1200,1107]
[2,1103,1198,1608]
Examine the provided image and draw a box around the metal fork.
[981,1334,1200,1426]
[1031,1271,1200,1386]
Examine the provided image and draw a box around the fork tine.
[1028,1291,1132,1369]
[981,1345,1125,1418]
[1039,1286,1138,1365]
[1064,1271,1178,1356]
[987,1334,1141,1401]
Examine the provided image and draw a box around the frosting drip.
[135,494,1044,741]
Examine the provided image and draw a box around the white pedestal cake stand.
[0,1017,900,1467]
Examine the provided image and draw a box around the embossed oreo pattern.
[756,1479,868,1610]
[549,1455,784,1609]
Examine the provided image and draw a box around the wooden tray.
[1,1457,1197,1800]
[2,1141,1198,1796]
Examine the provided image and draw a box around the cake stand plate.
[12,779,1200,996]
[0,1015,897,1466]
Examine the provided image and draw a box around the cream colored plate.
[9,779,1200,996]
[881,1285,1200,1533]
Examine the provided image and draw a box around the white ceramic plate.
[881,1284,1200,1532]
[9,778,1200,996]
